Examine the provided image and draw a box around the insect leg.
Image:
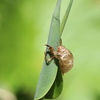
[45,56,55,62]
[45,44,56,64]
[44,51,55,65]
[60,38,62,45]
[45,44,54,53]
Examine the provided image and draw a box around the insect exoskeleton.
[45,40,74,74]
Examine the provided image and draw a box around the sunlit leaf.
[34,0,61,99]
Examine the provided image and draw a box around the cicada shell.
[45,39,74,74]
[55,45,74,73]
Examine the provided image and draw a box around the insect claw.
[45,44,52,48]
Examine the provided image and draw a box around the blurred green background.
[0,0,100,100]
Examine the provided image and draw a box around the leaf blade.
[44,66,63,99]
[34,62,58,100]
[60,0,73,35]
[34,0,62,99]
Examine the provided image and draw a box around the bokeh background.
[0,0,100,100]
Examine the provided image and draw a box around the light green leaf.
[34,0,74,99]
[34,0,61,99]
[44,66,63,99]
[60,0,73,35]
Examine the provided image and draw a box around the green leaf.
[34,61,58,100]
[60,0,73,35]
[34,0,61,99]
[44,65,63,99]
[34,0,74,99]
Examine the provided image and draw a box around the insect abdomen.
[57,45,74,73]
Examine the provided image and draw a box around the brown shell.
[54,45,74,73]
[45,43,74,74]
